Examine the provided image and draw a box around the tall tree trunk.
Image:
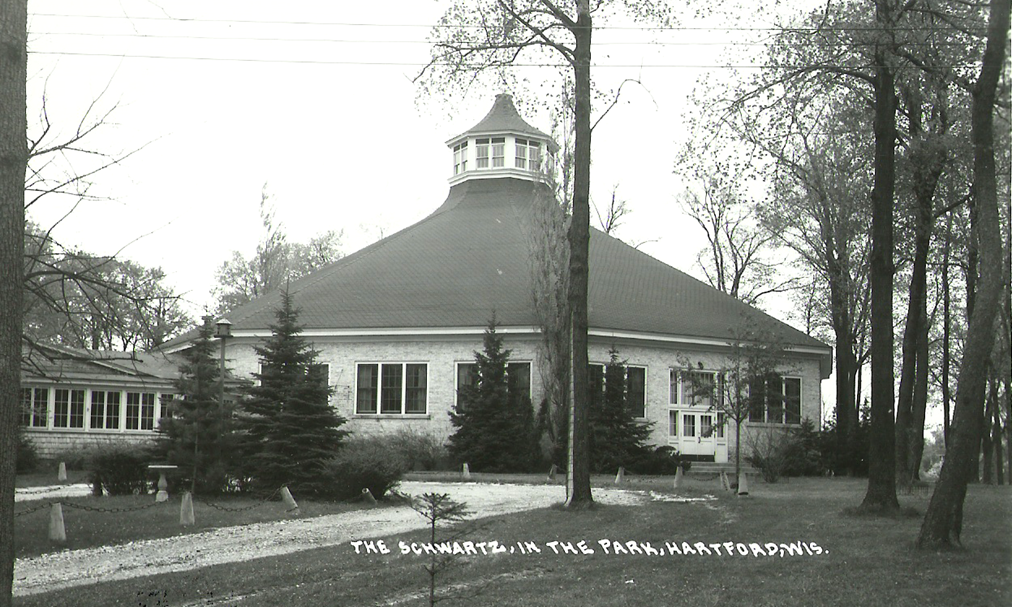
[942,214,952,447]
[992,382,1004,485]
[0,2,28,603]
[981,377,996,484]
[862,1,900,512]
[918,0,1010,548]
[565,1,593,508]
[830,289,857,474]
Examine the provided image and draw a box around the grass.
[14,486,371,559]
[14,476,1011,607]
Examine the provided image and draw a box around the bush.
[88,445,153,496]
[50,449,89,471]
[746,428,791,482]
[17,431,39,474]
[387,428,451,471]
[628,446,691,475]
[323,436,411,501]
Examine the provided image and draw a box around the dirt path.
[13,482,653,598]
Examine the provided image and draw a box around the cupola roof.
[447,93,554,145]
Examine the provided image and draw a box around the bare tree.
[678,178,793,307]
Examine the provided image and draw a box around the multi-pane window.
[54,389,85,429]
[453,141,468,175]
[90,390,122,430]
[491,137,505,167]
[748,375,802,425]
[356,363,428,415]
[356,364,379,414]
[515,138,541,171]
[683,414,696,437]
[588,362,647,418]
[476,138,490,168]
[626,367,646,418]
[126,392,156,430]
[672,370,718,406]
[21,388,49,428]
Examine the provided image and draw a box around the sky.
[25,0,817,318]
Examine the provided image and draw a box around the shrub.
[628,446,691,475]
[746,428,792,483]
[323,436,411,500]
[16,431,39,474]
[387,428,451,471]
[50,449,90,471]
[88,445,153,496]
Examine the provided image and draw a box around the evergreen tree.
[236,290,348,496]
[589,348,652,473]
[448,318,538,472]
[156,320,238,495]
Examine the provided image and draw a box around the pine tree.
[237,290,348,496]
[448,318,538,472]
[589,348,652,473]
[156,320,238,495]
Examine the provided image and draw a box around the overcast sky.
[25,0,816,318]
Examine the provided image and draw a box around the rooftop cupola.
[446,93,558,186]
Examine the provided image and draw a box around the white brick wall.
[223,332,824,464]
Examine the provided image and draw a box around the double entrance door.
[668,409,728,462]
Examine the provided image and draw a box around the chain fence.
[195,487,282,513]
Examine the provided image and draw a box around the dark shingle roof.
[208,177,827,355]
[449,93,552,141]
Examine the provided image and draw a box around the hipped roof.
[183,178,829,368]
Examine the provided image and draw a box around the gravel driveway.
[13,482,652,598]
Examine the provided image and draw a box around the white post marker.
[674,465,683,489]
[547,463,558,482]
[57,462,67,483]
[281,485,299,514]
[737,471,749,496]
[615,466,625,485]
[180,491,195,526]
[361,488,377,505]
[462,463,471,480]
[49,502,66,542]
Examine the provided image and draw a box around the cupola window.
[516,138,541,171]
[476,138,490,168]
[491,137,505,167]
[453,141,468,175]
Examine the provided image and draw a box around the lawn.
[14,476,1011,606]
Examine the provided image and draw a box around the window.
[476,138,490,168]
[126,392,156,430]
[515,138,541,171]
[668,411,678,436]
[716,412,726,438]
[515,138,528,168]
[54,389,85,429]
[309,363,330,387]
[748,374,801,425]
[356,363,428,415]
[626,367,646,418]
[527,141,541,171]
[455,361,532,410]
[674,370,717,406]
[21,388,49,428]
[491,137,505,167]
[683,414,696,437]
[453,141,468,174]
[356,364,378,414]
[590,362,646,418]
[90,390,121,430]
